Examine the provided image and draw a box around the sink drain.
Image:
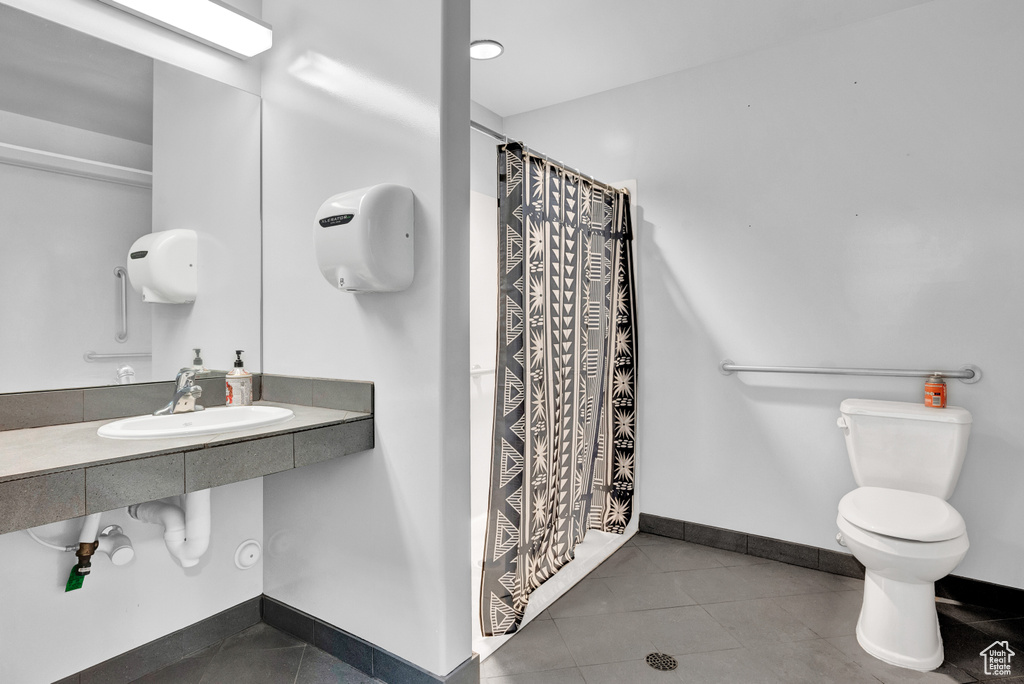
[645,652,678,671]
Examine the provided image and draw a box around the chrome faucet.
[154,368,205,416]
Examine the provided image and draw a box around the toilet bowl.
[837,486,969,671]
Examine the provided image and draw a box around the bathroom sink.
[98,406,294,440]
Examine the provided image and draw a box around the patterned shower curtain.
[480,142,638,637]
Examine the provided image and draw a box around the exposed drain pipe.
[129,489,211,568]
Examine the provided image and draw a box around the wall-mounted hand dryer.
[314,183,414,292]
[126,228,198,304]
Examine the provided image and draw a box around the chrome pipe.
[719,360,981,384]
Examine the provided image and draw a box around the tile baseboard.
[60,596,262,684]
[638,512,1024,615]
[261,596,479,684]
[60,595,478,684]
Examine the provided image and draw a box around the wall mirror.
[0,4,262,395]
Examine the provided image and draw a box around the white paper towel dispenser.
[126,229,198,304]
[314,184,414,292]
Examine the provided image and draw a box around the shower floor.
[472,513,639,661]
[479,532,1024,683]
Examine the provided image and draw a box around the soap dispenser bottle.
[226,350,253,406]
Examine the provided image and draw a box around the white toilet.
[835,398,972,671]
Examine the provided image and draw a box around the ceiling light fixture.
[97,0,273,59]
[470,40,504,60]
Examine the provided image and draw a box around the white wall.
[260,0,472,677]
[0,478,264,684]
[150,62,262,377]
[469,190,497,537]
[504,0,1024,589]
[470,101,502,197]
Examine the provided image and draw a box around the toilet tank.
[838,399,972,499]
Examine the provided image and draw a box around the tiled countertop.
[0,401,367,484]
[0,400,373,535]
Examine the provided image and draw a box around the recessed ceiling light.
[470,40,504,60]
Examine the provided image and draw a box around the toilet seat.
[839,486,965,542]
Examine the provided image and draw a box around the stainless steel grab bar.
[719,360,981,384]
[84,351,152,362]
[114,266,129,343]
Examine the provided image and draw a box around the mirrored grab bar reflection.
[114,266,129,342]
[84,352,152,362]
[719,360,982,384]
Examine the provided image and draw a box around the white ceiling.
[471,0,932,117]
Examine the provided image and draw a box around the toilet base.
[856,569,943,671]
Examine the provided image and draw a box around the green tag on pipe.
[65,566,84,592]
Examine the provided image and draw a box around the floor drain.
[645,652,678,671]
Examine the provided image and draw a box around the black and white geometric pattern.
[481,143,637,637]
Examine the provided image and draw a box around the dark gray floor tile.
[483,667,586,684]
[665,566,770,605]
[672,647,791,683]
[637,540,728,572]
[131,645,218,684]
[771,590,863,638]
[937,600,1020,625]
[547,578,620,619]
[826,635,977,683]
[640,605,742,656]
[199,641,305,684]
[547,572,698,619]
[972,616,1024,647]
[218,622,305,653]
[577,658,684,684]
[481,619,576,678]
[726,560,855,597]
[703,597,817,646]
[589,545,661,578]
[747,639,880,683]
[598,571,698,612]
[554,611,661,666]
[295,645,380,683]
[940,620,1016,680]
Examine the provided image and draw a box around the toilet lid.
[838,486,966,542]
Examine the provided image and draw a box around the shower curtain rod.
[470,119,623,195]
